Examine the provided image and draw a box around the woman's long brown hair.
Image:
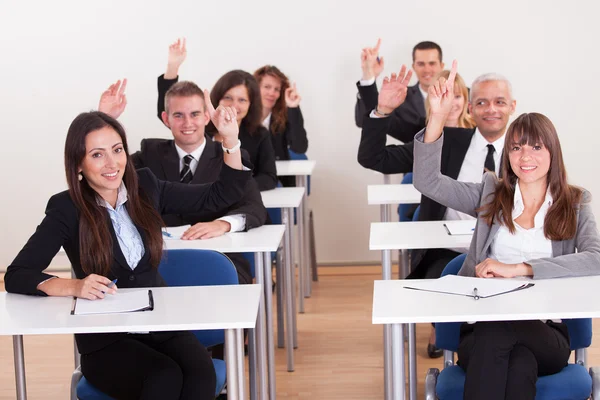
[254,65,290,135]
[480,113,582,240]
[65,112,164,276]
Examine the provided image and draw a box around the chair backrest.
[288,149,311,195]
[435,253,592,352]
[158,249,239,347]
[412,205,421,222]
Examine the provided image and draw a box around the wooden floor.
[1,266,600,399]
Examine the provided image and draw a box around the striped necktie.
[180,154,194,184]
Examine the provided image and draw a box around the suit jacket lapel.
[107,217,130,271]
[481,219,501,260]
[409,84,426,119]
[160,141,181,182]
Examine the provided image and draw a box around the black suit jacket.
[4,166,251,354]
[358,116,475,270]
[354,81,426,143]
[130,137,267,229]
[270,107,309,187]
[157,74,278,191]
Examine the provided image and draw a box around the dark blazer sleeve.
[253,128,278,191]
[357,116,415,174]
[5,193,75,295]
[354,81,380,128]
[223,178,267,230]
[286,107,308,153]
[157,74,179,123]
[138,166,252,216]
[130,149,146,170]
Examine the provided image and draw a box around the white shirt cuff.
[370,110,386,119]
[359,77,376,86]
[218,214,246,232]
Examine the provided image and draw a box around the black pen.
[473,287,480,300]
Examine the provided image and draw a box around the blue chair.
[398,173,419,222]
[71,249,237,400]
[425,254,600,400]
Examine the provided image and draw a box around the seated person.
[4,88,250,399]
[413,62,600,400]
[103,80,267,285]
[254,65,309,187]
[158,38,277,191]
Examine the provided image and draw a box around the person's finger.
[118,78,128,98]
[402,69,413,86]
[398,65,407,81]
[374,38,382,53]
[439,77,447,95]
[379,56,385,67]
[448,60,458,87]
[204,89,216,116]
[390,72,397,82]
[182,37,186,51]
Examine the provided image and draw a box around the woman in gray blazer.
[411,62,600,400]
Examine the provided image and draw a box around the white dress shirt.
[445,129,505,221]
[174,142,246,232]
[262,112,272,129]
[488,182,553,264]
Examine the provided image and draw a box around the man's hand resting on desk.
[181,220,232,240]
[475,258,533,278]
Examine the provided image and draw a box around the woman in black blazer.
[253,65,309,187]
[5,106,249,399]
[157,38,278,191]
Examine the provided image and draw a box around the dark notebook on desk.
[404,275,534,299]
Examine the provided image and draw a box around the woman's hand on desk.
[475,258,533,278]
[181,220,231,240]
[73,274,118,300]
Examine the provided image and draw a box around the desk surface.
[275,160,316,176]
[367,184,421,205]
[370,221,472,251]
[165,225,285,253]
[261,187,305,208]
[372,276,600,324]
[0,285,261,335]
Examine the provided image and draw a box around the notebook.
[403,275,534,300]
[443,220,476,235]
[71,290,154,315]
[162,225,191,240]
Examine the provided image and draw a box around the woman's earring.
[78,173,83,182]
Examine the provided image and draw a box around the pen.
[162,230,173,238]
[102,279,118,294]
[473,287,480,300]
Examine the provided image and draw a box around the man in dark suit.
[130,81,267,285]
[358,67,516,357]
[354,40,445,142]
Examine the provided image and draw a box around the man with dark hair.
[130,80,267,285]
[354,39,445,142]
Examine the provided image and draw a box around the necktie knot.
[484,144,496,173]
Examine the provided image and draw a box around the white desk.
[275,160,316,301]
[372,276,600,400]
[370,221,472,400]
[165,225,285,400]
[260,187,305,372]
[367,184,421,206]
[1,285,260,400]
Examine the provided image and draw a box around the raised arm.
[98,79,128,119]
[355,39,385,127]
[413,61,484,217]
[284,82,308,153]
[157,38,186,121]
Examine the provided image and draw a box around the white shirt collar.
[473,127,505,155]
[418,85,428,100]
[174,140,206,164]
[262,112,272,129]
[512,180,554,227]
[96,182,128,210]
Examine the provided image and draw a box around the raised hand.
[376,65,412,114]
[204,89,239,145]
[284,82,302,108]
[427,60,458,117]
[165,38,187,79]
[181,220,231,240]
[98,79,127,119]
[361,38,384,81]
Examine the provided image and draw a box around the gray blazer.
[413,130,600,279]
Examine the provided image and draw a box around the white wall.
[1,0,598,270]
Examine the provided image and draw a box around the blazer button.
[129,275,135,281]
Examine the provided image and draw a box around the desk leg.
[248,327,258,400]
[226,330,239,400]
[236,329,246,400]
[263,252,277,400]
[71,270,81,369]
[297,175,311,298]
[296,186,306,312]
[253,253,269,400]
[276,239,285,349]
[392,324,406,400]
[408,323,417,400]
[13,335,27,400]
[382,248,393,400]
[283,208,296,371]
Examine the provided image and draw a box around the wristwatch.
[222,139,241,154]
